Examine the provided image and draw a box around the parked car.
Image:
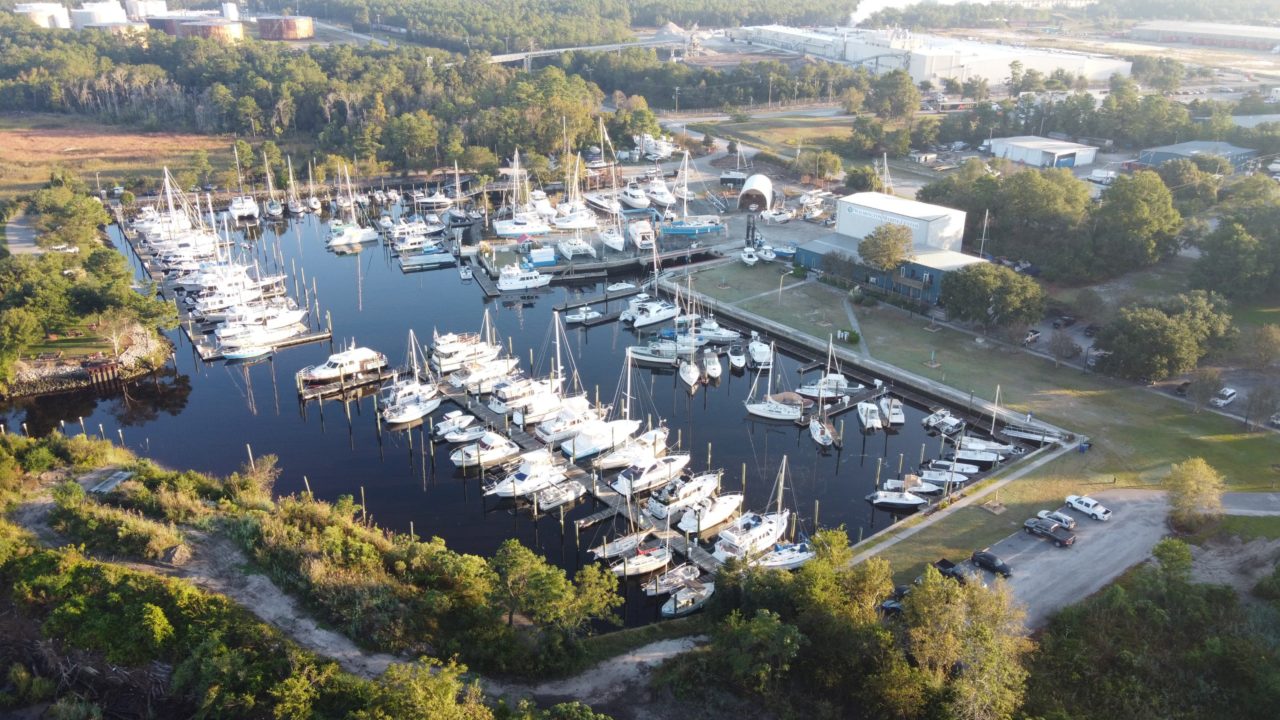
[1066,494,1112,521]
[1024,329,1041,345]
[971,550,1011,578]
[1023,517,1077,547]
[1271,412,1280,428]
[1052,315,1077,329]
[1037,509,1077,530]
[932,558,968,585]
[1175,381,1191,397]
[1083,324,1101,338]
[1209,388,1238,407]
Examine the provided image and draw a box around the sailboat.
[797,336,860,401]
[262,151,283,219]
[379,331,440,425]
[306,161,322,212]
[809,404,836,447]
[553,155,598,231]
[559,353,641,460]
[663,151,724,236]
[285,157,304,215]
[327,165,379,248]
[493,150,551,237]
[662,580,714,617]
[744,344,811,421]
[228,143,259,220]
[712,457,793,563]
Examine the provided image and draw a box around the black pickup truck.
[932,558,970,584]
[1023,518,1076,547]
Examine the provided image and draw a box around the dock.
[580,310,623,327]
[473,271,501,297]
[553,285,644,311]
[436,386,724,575]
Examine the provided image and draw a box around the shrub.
[1254,564,1280,602]
[50,481,184,560]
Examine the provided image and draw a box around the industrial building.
[795,192,984,304]
[1130,21,1280,51]
[730,25,1131,86]
[13,2,71,28]
[258,15,314,41]
[983,136,1097,168]
[1136,141,1258,171]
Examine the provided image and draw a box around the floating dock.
[553,285,644,311]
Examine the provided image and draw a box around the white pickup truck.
[1066,495,1112,521]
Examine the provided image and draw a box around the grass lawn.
[573,615,707,674]
[688,262,1280,579]
[1231,292,1280,332]
[23,319,112,361]
[686,260,802,304]
[1192,515,1280,544]
[690,116,852,159]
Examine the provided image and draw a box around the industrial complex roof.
[990,135,1097,152]
[1142,140,1257,157]
[839,192,958,221]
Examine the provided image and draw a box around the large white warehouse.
[733,26,1131,86]
[985,136,1097,168]
[835,192,966,252]
[14,2,71,28]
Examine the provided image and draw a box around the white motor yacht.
[533,480,587,511]
[483,450,565,498]
[645,177,676,207]
[627,220,656,250]
[496,263,551,292]
[747,333,772,368]
[449,431,520,467]
[865,490,928,512]
[595,426,669,471]
[433,411,475,438]
[879,396,906,426]
[677,493,744,534]
[857,402,884,432]
[751,542,815,571]
[646,471,720,520]
[619,182,650,209]
[560,419,641,461]
[297,345,387,386]
[610,454,691,497]
[797,373,859,401]
[712,510,790,563]
[534,397,601,443]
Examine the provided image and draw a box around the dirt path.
[1191,535,1280,601]
[7,472,399,679]
[485,636,705,713]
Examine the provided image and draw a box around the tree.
[459,146,500,176]
[1048,330,1079,367]
[1242,324,1280,371]
[235,96,263,135]
[1186,367,1223,411]
[943,77,962,95]
[233,139,256,182]
[844,165,884,193]
[794,150,842,183]
[1006,60,1024,94]
[191,150,213,184]
[840,87,865,114]
[1245,384,1280,429]
[1165,457,1224,531]
[1152,537,1193,581]
[1095,306,1199,380]
[940,263,1046,330]
[383,110,439,170]
[714,609,804,694]
[1073,288,1105,321]
[868,69,919,121]
[1091,171,1182,272]
[962,76,990,101]
[489,539,568,626]
[858,223,914,273]
[364,658,493,719]
[260,141,284,178]
[1195,223,1272,299]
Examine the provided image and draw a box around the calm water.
[4,212,956,618]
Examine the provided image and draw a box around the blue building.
[1137,140,1257,171]
[794,192,987,305]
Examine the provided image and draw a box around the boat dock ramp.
[553,284,644,312]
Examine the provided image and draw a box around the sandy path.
[8,472,399,678]
[485,636,705,708]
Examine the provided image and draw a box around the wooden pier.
[437,386,724,575]
[579,310,623,328]
[473,271,501,297]
[553,285,644,311]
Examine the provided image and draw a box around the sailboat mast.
[777,456,787,515]
[233,144,244,193]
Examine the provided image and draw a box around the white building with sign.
[834,192,966,252]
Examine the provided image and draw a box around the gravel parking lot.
[965,490,1169,628]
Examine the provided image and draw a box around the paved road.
[2,212,41,255]
[971,490,1169,628]
[1222,492,1280,516]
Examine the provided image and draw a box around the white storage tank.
[220,2,238,21]
[124,0,168,20]
[70,1,128,30]
[14,2,72,28]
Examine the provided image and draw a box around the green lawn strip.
[688,261,802,304]
[1211,515,1280,542]
[573,615,707,672]
[738,282,855,343]
[23,319,113,360]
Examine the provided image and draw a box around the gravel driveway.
[969,490,1169,628]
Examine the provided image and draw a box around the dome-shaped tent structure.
[737,174,772,212]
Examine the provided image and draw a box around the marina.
[7,192,1051,626]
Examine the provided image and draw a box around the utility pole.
[768,75,774,106]
[673,86,680,113]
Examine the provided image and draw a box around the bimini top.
[737,174,773,212]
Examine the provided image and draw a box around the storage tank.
[220,2,238,21]
[84,21,147,36]
[178,18,243,43]
[70,1,128,29]
[124,0,167,19]
[14,3,72,28]
[145,14,181,34]
[258,15,314,41]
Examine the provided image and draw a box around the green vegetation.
[1024,538,1280,720]
[920,161,1181,282]
[1165,457,1225,532]
[858,223,915,273]
[559,50,868,111]
[1096,290,1232,380]
[658,530,1032,719]
[1194,176,1280,301]
[0,172,175,391]
[940,263,1047,331]
[50,479,185,560]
